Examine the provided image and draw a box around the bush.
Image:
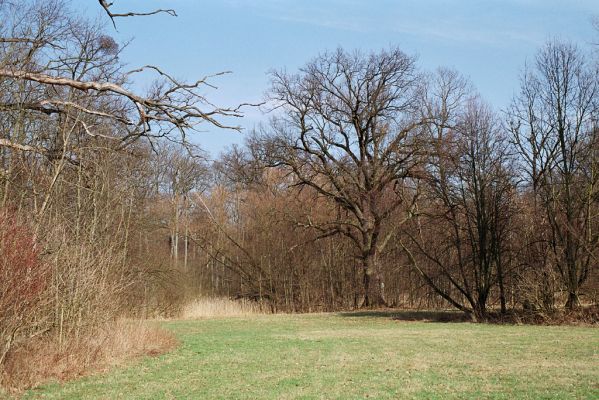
[1,321,176,391]
[0,211,49,365]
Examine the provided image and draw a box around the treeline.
[0,0,598,383]
[193,42,599,319]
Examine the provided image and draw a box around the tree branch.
[98,0,177,29]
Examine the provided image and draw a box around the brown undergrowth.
[1,320,176,394]
[387,306,599,326]
[484,305,599,326]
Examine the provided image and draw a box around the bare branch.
[0,66,245,143]
[98,0,177,28]
[0,138,44,153]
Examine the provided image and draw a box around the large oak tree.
[264,48,428,306]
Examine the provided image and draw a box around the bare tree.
[404,90,516,319]
[155,144,210,267]
[508,40,599,309]
[263,48,427,307]
[0,0,247,160]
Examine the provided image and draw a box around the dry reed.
[179,297,268,319]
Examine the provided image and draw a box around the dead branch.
[98,0,177,28]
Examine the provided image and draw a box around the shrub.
[0,211,49,365]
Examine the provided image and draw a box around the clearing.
[23,312,599,399]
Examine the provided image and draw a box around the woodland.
[0,0,598,391]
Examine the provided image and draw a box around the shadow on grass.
[338,310,471,323]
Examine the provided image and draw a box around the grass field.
[22,312,599,399]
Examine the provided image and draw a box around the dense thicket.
[0,0,241,379]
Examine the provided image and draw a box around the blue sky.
[85,0,599,157]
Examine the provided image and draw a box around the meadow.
[22,312,599,399]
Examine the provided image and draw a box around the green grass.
[22,312,599,399]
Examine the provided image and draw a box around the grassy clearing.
[22,312,599,399]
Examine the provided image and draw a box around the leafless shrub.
[0,210,50,366]
[1,320,176,391]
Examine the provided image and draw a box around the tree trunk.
[497,256,507,314]
[565,253,580,310]
[565,291,580,310]
[360,255,387,308]
[472,302,487,322]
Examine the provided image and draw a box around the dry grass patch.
[179,297,269,319]
[1,320,176,393]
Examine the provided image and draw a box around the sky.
[84,0,599,157]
